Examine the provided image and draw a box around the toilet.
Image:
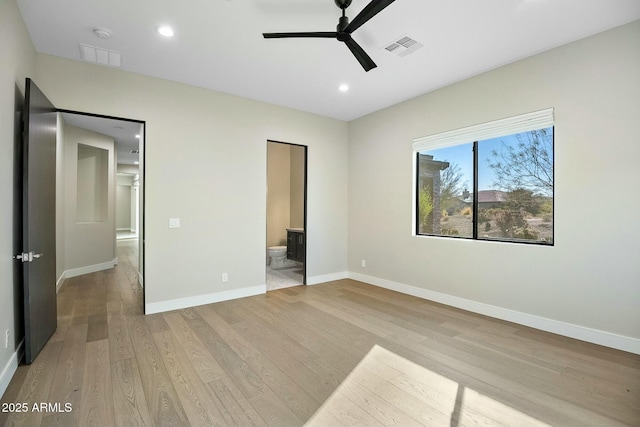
[267,246,288,269]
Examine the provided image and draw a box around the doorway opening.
[266,140,307,290]
[58,110,145,307]
[18,79,146,364]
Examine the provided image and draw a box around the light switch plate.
[169,218,181,228]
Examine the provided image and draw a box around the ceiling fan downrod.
[336,0,351,35]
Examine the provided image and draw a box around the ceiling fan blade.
[344,37,377,72]
[345,0,396,34]
[263,32,337,39]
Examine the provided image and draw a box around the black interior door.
[20,78,57,364]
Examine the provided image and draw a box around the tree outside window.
[416,126,553,245]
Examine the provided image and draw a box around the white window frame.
[411,108,554,239]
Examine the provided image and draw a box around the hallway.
[0,244,143,427]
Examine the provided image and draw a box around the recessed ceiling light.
[135,134,141,139]
[134,161,139,165]
[338,84,349,92]
[157,25,174,37]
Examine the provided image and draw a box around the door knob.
[13,252,28,261]
[13,251,43,262]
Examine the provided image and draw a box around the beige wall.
[267,142,291,248]
[116,185,132,230]
[348,21,640,344]
[0,0,37,395]
[64,125,116,271]
[116,174,134,231]
[34,53,349,308]
[3,1,637,396]
[267,142,305,248]
[290,145,305,229]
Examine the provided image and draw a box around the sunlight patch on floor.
[305,344,550,427]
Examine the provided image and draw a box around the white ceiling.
[61,113,142,166]
[17,0,640,121]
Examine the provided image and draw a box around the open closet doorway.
[58,110,145,305]
[266,140,307,290]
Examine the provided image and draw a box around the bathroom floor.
[266,263,304,291]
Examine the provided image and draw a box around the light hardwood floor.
[2,245,639,426]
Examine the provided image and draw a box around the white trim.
[63,259,116,279]
[56,271,67,293]
[0,340,24,399]
[411,150,418,236]
[348,272,640,355]
[412,108,554,151]
[145,285,266,314]
[138,271,144,289]
[307,271,349,286]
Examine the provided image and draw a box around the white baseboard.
[348,272,640,355]
[56,271,67,293]
[0,340,24,399]
[64,259,116,280]
[56,259,120,292]
[145,285,266,315]
[116,239,138,246]
[307,271,348,286]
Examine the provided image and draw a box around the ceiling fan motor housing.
[337,16,350,34]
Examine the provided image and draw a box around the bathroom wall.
[290,145,305,229]
[267,142,291,248]
[267,142,305,248]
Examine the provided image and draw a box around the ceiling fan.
[262,0,396,72]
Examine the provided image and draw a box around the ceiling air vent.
[79,43,122,67]
[384,36,423,57]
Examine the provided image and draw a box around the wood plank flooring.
[2,245,639,426]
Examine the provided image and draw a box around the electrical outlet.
[361,259,366,268]
[222,273,228,282]
[4,329,9,349]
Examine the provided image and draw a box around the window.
[413,109,554,245]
